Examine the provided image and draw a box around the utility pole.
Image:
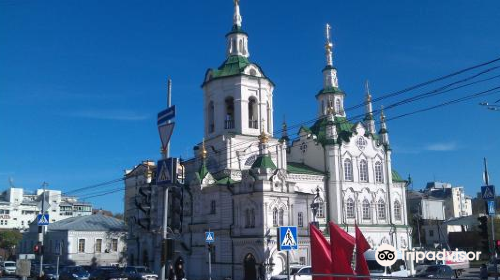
[484,158,498,280]
[39,182,48,278]
[159,78,172,280]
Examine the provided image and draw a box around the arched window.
[344,159,353,181]
[321,100,325,115]
[279,209,284,226]
[267,101,271,133]
[394,200,402,221]
[239,39,243,53]
[248,97,258,129]
[362,199,371,220]
[225,97,234,129]
[375,161,384,183]
[208,101,215,133]
[250,208,255,228]
[359,160,369,182]
[335,99,341,113]
[245,209,250,228]
[346,198,355,219]
[272,208,278,226]
[316,198,325,218]
[377,199,386,220]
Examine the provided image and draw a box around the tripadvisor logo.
[375,244,397,267]
[374,244,483,267]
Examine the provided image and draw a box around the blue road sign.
[205,231,214,243]
[278,226,298,251]
[489,200,496,216]
[37,214,49,226]
[482,185,495,200]
[157,106,176,125]
[156,158,177,185]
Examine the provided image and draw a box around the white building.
[0,187,92,230]
[425,182,473,218]
[20,214,127,266]
[124,2,411,279]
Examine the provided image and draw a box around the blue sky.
[1,0,500,213]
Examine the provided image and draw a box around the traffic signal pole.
[38,182,47,279]
[159,78,172,280]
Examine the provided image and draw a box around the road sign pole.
[160,186,169,280]
[286,250,290,280]
[208,244,212,280]
[39,182,47,279]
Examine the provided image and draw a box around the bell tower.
[316,24,346,118]
[202,0,274,140]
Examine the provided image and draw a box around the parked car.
[488,258,500,276]
[43,265,60,280]
[59,266,90,280]
[415,265,454,278]
[1,261,17,276]
[123,266,157,280]
[90,267,127,280]
[270,266,311,280]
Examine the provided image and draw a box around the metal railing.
[249,119,258,129]
[292,272,477,280]
[225,119,234,129]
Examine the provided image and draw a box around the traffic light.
[33,242,43,255]
[478,216,489,253]
[161,238,175,264]
[170,186,184,233]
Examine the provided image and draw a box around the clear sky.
[1,0,500,213]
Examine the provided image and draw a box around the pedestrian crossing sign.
[205,231,214,243]
[37,214,49,226]
[278,226,298,251]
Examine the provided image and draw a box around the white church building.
[124,2,411,279]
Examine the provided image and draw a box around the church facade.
[124,2,411,279]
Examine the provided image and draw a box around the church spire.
[225,0,249,57]
[323,23,339,89]
[233,0,242,27]
[364,80,376,134]
[379,106,390,146]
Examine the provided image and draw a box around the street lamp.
[310,187,321,228]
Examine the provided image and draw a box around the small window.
[362,199,371,220]
[377,199,386,220]
[210,200,216,214]
[346,198,355,219]
[249,69,257,76]
[375,162,384,183]
[279,209,284,226]
[344,159,353,181]
[429,230,434,237]
[112,239,118,252]
[250,208,255,228]
[272,208,278,227]
[359,159,369,182]
[394,200,402,221]
[298,212,303,227]
[95,239,102,253]
[316,199,325,218]
[78,239,85,253]
[335,99,341,113]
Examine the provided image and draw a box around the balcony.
[249,120,258,129]
[225,119,234,129]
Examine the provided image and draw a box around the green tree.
[0,230,22,250]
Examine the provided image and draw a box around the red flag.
[355,224,371,280]
[310,224,334,280]
[329,221,355,280]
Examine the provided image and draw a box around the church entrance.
[244,253,256,280]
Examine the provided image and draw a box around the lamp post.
[310,187,321,228]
